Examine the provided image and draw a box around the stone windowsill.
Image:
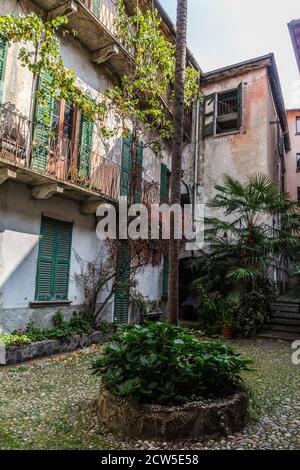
[29,300,72,309]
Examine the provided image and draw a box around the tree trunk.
[167,0,188,324]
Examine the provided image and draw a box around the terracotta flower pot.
[221,325,234,339]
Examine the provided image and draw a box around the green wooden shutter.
[35,217,72,301]
[114,242,131,323]
[79,115,94,179]
[53,221,73,300]
[35,218,57,301]
[202,93,215,137]
[92,0,101,16]
[0,36,8,102]
[162,255,169,300]
[120,137,132,197]
[32,73,53,171]
[160,163,169,204]
[134,141,143,203]
[237,82,243,129]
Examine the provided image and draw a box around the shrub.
[235,280,276,336]
[92,322,251,405]
[0,334,32,347]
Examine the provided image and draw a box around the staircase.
[259,296,300,341]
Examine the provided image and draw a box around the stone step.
[270,318,300,327]
[258,330,299,342]
[271,310,300,320]
[273,304,300,314]
[265,323,300,335]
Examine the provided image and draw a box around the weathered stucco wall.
[199,67,271,208]
[285,110,300,199]
[0,0,198,328]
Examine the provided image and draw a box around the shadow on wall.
[0,229,40,318]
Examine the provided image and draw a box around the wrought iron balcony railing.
[0,104,121,201]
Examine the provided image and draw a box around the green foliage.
[235,279,277,336]
[0,334,32,347]
[0,5,200,150]
[190,173,300,335]
[92,322,251,405]
[9,311,94,345]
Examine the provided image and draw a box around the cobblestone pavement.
[0,339,299,450]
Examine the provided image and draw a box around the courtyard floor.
[0,339,299,450]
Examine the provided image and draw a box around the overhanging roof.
[288,19,300,74]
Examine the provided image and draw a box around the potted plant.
[215,298,237,339]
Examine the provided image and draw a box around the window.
[32,74,94,179]
[51,100,75,158]
[203,82,243,137]
[216,90,238,134]
[35,217,73,302]
[296,117,300,134]
[0,36,8,102]
[297,154,300,171]
[162,255,169,300]
[297,187,300,202]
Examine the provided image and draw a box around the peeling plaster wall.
[285,110,300,200]
[199,67,273,212]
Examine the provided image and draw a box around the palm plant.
[191,173,300,312]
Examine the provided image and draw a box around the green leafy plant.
[92,322,251,405]
[0,334,32,347]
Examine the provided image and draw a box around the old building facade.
[0,0,200,332]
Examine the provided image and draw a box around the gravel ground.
[0,339,299,450]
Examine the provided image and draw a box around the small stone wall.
[3,331,106,366]
[98,387,249,441]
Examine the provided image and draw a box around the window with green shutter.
[203,83,243,137]
[160,163,170,204]
[0,36,8,103]
[35,217,73,301]
[114,241,131,323]
[162,255,169,300]
[32,74,54,171]
[120,136,132,197]
[79,115,94,179]
[134,141,143,203]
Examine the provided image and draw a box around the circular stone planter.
[97,387,249,441]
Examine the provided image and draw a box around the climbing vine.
[0,2,199,149]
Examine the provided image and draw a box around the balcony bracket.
[0,168,17,185]
[47,0,78,22]
[81,197,106,214]
[92,44,120,65]
[32,184,64,200]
